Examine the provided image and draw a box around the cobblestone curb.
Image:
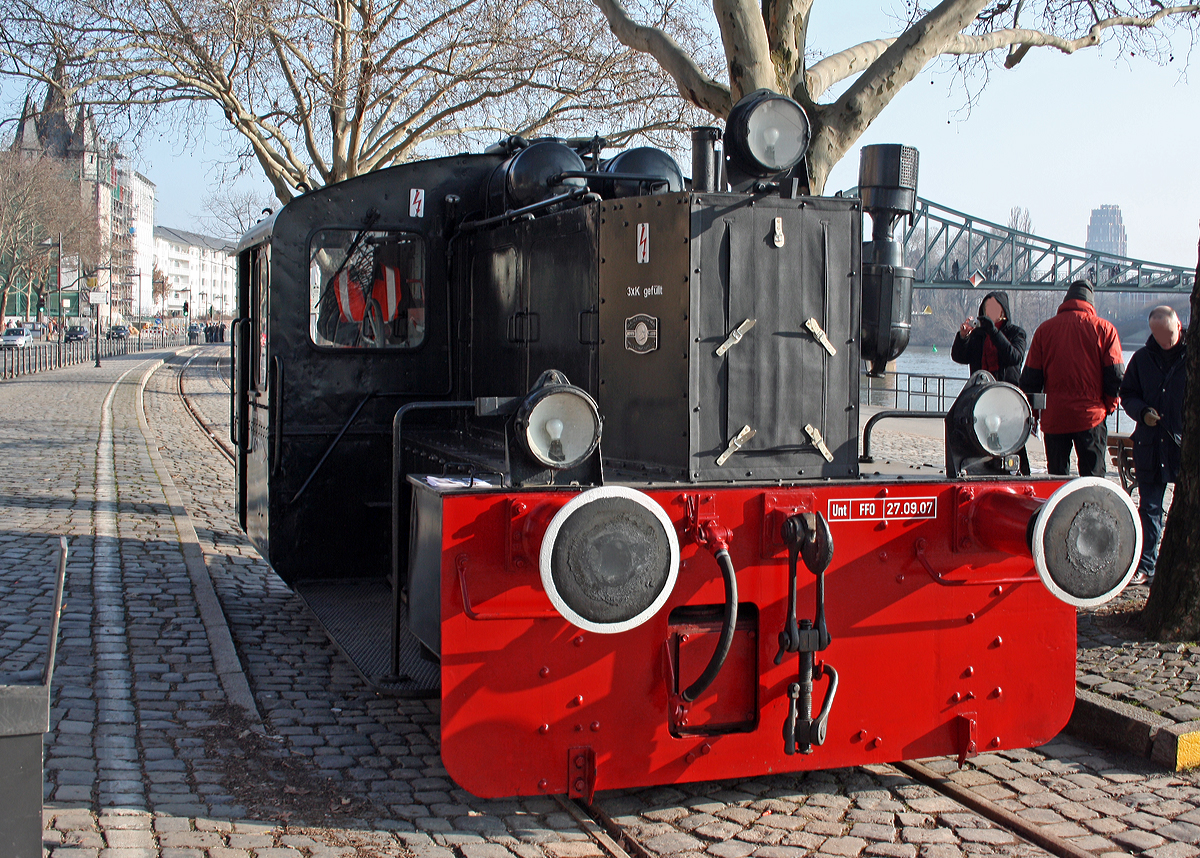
[135,359,262,726]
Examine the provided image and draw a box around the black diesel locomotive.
[232,90,1139,799]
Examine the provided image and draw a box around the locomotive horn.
[539,486,680,633]
[966,478,1141,607]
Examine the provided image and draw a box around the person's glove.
[1144,408,1161,427]
[976,315,995,333]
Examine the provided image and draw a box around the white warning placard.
[636,223,649,264]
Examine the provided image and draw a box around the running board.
[294,578,439,697]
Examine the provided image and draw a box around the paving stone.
[819,837,868,856]
[864,845,917,858]
[707,841,757,858]
[900,829,956,845]
[1146,844,1200,858]
[645,833,707,854]
[1112,830,1169,851]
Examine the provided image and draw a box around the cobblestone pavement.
[593,738,1200,858]
[2,347,1199,858]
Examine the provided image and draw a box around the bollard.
[0,537,67,857]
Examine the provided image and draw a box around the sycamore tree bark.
[1140,231,1200,640]
[590,0,1200,193]
[0,0,715,204]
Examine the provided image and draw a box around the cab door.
[234,244,271,552]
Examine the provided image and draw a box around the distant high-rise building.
[1085,205,1128,257]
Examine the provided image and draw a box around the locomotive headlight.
[971,384,1031,456]
[945,371,1033,475]
[726,89,811,176]
[517,383,602,470]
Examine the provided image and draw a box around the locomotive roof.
[236,208,278,253]
[234,153,505,254]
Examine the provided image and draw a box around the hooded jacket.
[1020,298,1124,434]
[950,291,1027,385]
[1120,335,1187,483]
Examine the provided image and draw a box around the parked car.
[65,325,89,342]
[2,327,33,348]
[27,322,47,339]
[106,325,130,340]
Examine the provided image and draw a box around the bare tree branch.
[0,0,704,200]
[590,0,730,113]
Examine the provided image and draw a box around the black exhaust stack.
[691,127,723,193]
[859,144,918,377]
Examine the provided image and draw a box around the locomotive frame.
[232,90,1141,799]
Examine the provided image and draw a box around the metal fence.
[860,369,1135,434]
[1,333,189,380]
[861,370,968,412]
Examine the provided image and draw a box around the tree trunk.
[1140,230,1200,639]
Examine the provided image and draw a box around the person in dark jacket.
[1120,306,1186,585]
[1020,280,1124,477]
[951,291,1026,384]
[952,290,1030,473]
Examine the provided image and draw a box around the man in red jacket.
[1020,281,1124,476]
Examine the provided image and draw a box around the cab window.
[309,230,425,349]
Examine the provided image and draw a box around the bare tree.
[151,266,169,309]
[0,0,716,203]
[589,0,1199,192]
[197,188,277,241]
[0,150,100,326]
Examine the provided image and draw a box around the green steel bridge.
[887,197,1195,293]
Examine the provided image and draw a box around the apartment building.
[153,227,237,319]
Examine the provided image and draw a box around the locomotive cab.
[233,90,1141,800]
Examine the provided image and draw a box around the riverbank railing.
[861,368,1134,434]
[1,333,192,381]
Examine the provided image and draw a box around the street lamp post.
[88,276,102,368]
[38,234,64,366]
[87,267,111,368]
[132,270,142,327]
[55,234,63,366]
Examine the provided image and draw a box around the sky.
[7,4,1199,267]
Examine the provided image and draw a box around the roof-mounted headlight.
[946,371,1033,476]
[516,371,602,470]
[726,89,811,177]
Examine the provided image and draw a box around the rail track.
[177,346,235,465]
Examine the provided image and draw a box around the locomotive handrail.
[458,187,594,232]
[289,391,409,505]
[270,355,284,476]
[860,410,947,463]
[913,538,1040,586]
[456,555,558,621]
[390,399,476,678]
[550,170,672,191]
[230,318,248,450]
